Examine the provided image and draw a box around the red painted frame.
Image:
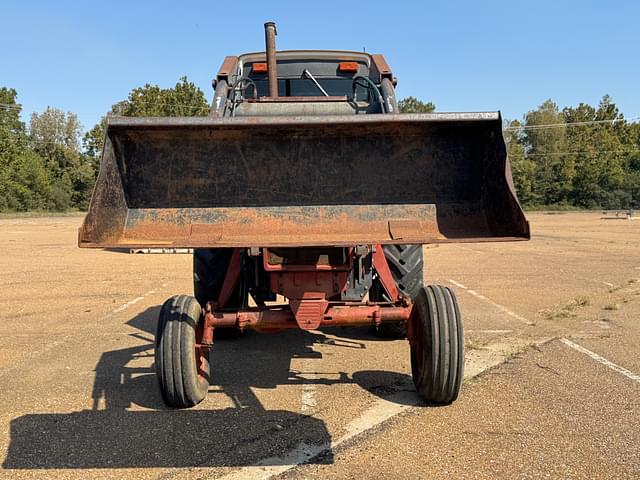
[371,245,400,301]
[202,244,407,336]
[216,248,242,308]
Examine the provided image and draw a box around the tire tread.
[155,295,209,408]
[411,285,464,404]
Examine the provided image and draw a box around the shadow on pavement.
[323,324,403,342]
[3,306,417,470]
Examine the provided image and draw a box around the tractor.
[79,22,529,408]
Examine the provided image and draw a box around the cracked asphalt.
[0,211,638,479]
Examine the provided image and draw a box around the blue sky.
[3,0,639,131]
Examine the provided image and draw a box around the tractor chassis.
[197,244,412,349]
[156,244,464,408]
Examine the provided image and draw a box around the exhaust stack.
[264,21,278,98]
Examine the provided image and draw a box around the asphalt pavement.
[0,212,638,479]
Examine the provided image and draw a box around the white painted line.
[456,245,487,255]
[560,338,640,383]
[111,296,144,314]
[0,284,170,381]
[466,329,514,334]
[298,344,319,414]
[448,279,467,289]
[107,286,161,316]
[217,392,419,480]
[301,380,317,414]
[466,289,533,325]
[448,280,534,326]
[557,269,617,289]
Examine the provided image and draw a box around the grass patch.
[540,295,591,320]
[540,307,573,320]
[603,303,619,311]
[0,210,85,219]
[465,337,488,351]
[573,295,590,307]
[523,204,589,213]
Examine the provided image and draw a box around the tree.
[504,119,535,206]
[29,107,91,209]
[563,95,626,208]
[121,76,209,117]
[84,77,208,164]
[398,96,436,113]
[5,80,639,212]
[7,150,53,210]
[522,99,570,205]
[621,121,640,208]
[0,87,52,211]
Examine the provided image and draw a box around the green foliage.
[563,96,626,208]
[83,78,209,164]
[522,99,572,204]
[2,83,639,212]
[0,88,52,211]
[1,150,52,211]
[505,120,536,205]
[398,96,436,113]
[29,108,82,177]
[122,76,209,117]
[0,77,209,212]
[28,107,95,210]
[509,95,640,210]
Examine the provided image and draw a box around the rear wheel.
[409,285,464,405]
[155,295,210,408]
[375,244,424,338]
[193,248,244,338]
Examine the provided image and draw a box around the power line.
[503,117,640,131]
[510,148,640,157]
[0,102,211,111]
[4,102,640,129]
[1,102,211,113]
[0,103,23,111]
[106,103,210,113]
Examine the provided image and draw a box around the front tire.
[155,295,210,408]
[409,285,464,404]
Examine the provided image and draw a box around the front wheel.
[409,285,464,405]
[155,295,210,408]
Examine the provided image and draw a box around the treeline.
[400,95,640,209]
[1,88,90,211]
[505,96,640,209]
[1,84,639,212]
[0,77,209,212]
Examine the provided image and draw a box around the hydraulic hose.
[352,75,386,113]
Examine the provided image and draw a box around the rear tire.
[155,295,210,408]
[409,285,464,405]
[376,244,424,338]
[193,248,243,339]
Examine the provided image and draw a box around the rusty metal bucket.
[78,112,529,248]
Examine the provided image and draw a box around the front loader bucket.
[79,113,529,248]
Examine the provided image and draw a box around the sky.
[2,0,639,132]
